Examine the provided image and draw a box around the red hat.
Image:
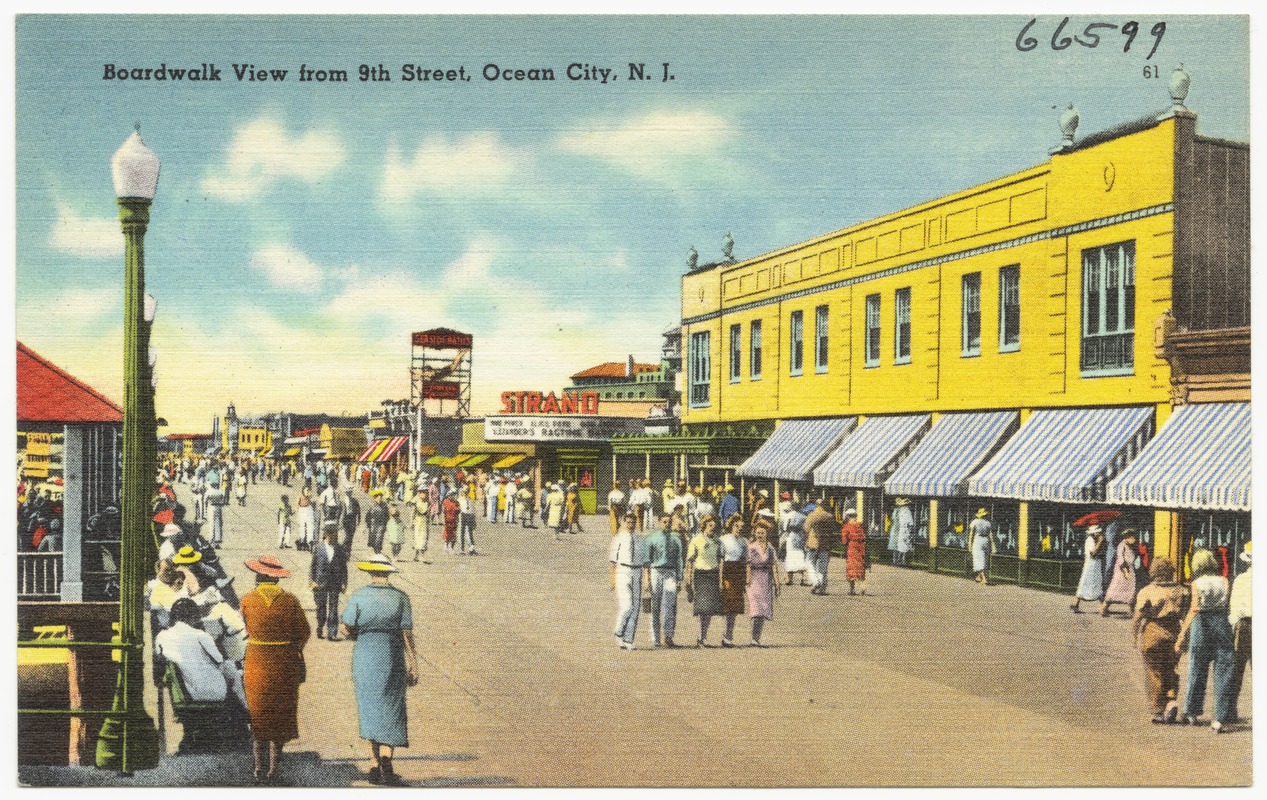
[780,492,791,500]
[153,508,175,525]
[244,554,291,578]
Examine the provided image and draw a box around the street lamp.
[96,125,161,774]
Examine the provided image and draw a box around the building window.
[894,287,911,365]
[790,310,804,376]
[749,320,762,381]
[999,265,1021,352]
[961,272,981,356]
[1081,241,1135,375]
[864,294,881,367]
[729,324,741,383]
[689,330,711,407]
[814,304,829,374]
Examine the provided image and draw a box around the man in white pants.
[609,511,646,650]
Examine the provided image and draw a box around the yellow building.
[680,84,1249,590]
[235,425,272,456]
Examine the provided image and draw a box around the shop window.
[961,272,981,356]
[894,287,911,365]
[790,310,804,376]
[729,324,741,383]
[1183,511,1251,580]
[688,330,711,408]
[937,501,1018,554]
[999,265,1020,352]
[815,304,829,374]
[749,320,762,381]
[1081,240,1135,376]
[864,294,881,367]
[1029,503,1154,566]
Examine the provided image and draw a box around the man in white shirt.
[1228,542,1252,722]
[458,482,478,554]
[485,475,499,523]
[608,511,647,650]
[607,481,627,535]
[154,598,230,703]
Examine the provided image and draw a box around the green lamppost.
[96,125,161,774]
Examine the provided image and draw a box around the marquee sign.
[499,390,599,415]
[485,415,642,442]
[412,328,473,349]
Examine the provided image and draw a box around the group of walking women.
[234,551,419,785]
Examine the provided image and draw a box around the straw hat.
[844,507,858,518]
[895,497,910,506]
[172,545,202,565]
[664,479,674,487]
[1241,541,1252,564]
[975,508,989,518]
[244,554,290,578]
[356,553,398,573]
[160,523,183,538]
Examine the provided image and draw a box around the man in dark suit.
[340,485,361,552]
[310,527,349,640]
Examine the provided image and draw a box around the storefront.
[1107,401,1251,580]
[736,417,855,508]
[611,422,771,506]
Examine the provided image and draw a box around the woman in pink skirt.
[1101,529,1139,616]
[745,518,784,646]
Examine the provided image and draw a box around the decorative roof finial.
[687,245,698,269]
[722,231,734,262]
[1169,63,1191,112]
[1051,104,1079,154]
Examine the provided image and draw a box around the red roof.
[17,342,123,424]
[570,362,659,380]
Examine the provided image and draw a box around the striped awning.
[462,454,490,467]
[737,418,856,481]
[425,455,448,466]
[493,454,528,469]
[441,455,469,468]
[356,440,382,462]
[885,411,1019,497]
[375,436,408,463]
[813,414,932,488]
[1106,402,1250,512]
[966,406,1154,502]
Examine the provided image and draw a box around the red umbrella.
[1073,510,1120,528]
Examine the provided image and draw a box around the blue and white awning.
[966,406,1154,503]
[813,414,931,488]
[736,417,856,481]
[1106,402,1250,512]
[885,411,1019,498]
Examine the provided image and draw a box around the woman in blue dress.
[340,553,419,785]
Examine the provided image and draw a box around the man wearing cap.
[644,511,684,647]
[628,479,651,533]
[341,486,362,552]
[609,511,647,650]
[310,527,349,640]
[341,553,418,786]
[206,472,228,549]
[607,480,627,536]
[365,491,390,555]
[804,498,838,595]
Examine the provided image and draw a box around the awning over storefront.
[441,455,468,468]
[493,454,528,469]
[425,455,448,466]
[357,439,386,462]
[810,413,932,489]
[376,436,408,462]
[967,406,1153,502]
[737,417,856,481]
[813,414,931,488]
[1106,402,1250,512]
[461,454,490,467]
[885,411,1019,497]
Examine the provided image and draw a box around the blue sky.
[14,14,1250,432]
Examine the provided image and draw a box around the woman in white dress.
[1071,524,1108,613]
[778,497,812,586]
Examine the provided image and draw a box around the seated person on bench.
[155,597,230,704]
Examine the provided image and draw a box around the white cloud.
[48,203,124,258]
[250,243,324,291]
[558,109,736,185]
[201,116,345,201]
[381,132,525,202]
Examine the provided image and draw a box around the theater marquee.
[485,415,643,442]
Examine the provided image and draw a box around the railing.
[18,551,63,600]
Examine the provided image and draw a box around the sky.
[13,14,1251,433]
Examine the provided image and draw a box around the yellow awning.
[462,454,490,467]
[492,454,527,469]
[284,447,301,457]
[425,455,448,465]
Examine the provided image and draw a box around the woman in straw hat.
[341,553,419,785]
[240,554,311,784]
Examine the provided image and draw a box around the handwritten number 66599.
[1017,18,1166,60]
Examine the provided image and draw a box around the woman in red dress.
[840,508,867,595]
[442,491,460,554]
